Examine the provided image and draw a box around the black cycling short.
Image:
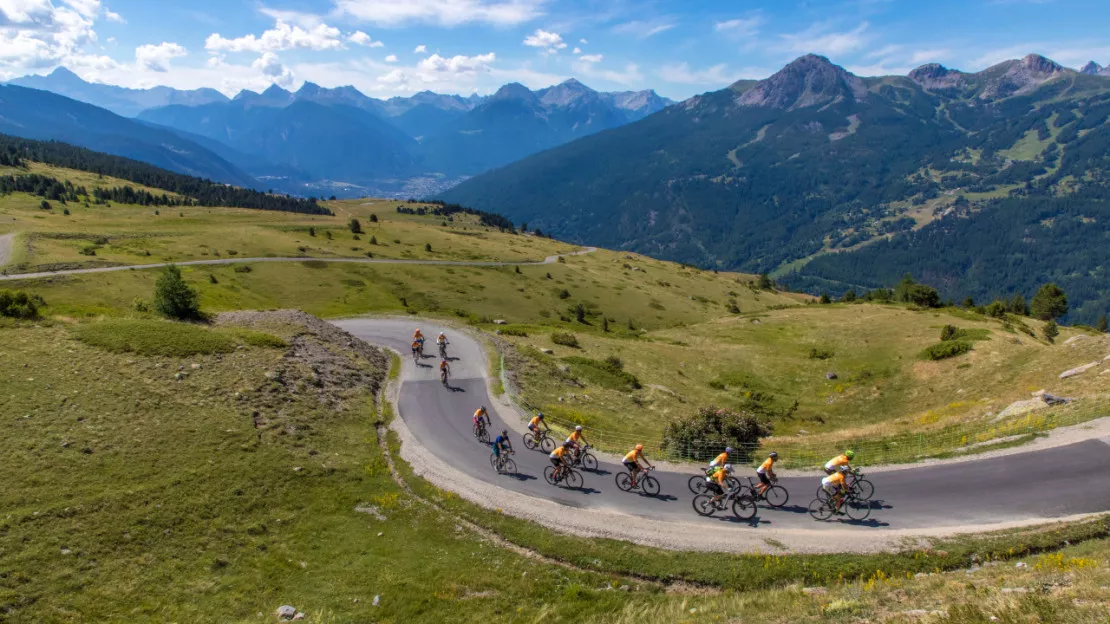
[550,457,563,467]
[824,467,836,475]
[622,460,638,472]
[758,472,771,486]
[706,481,724,496]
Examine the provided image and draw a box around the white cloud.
[63,0,100,19]
[205,20,343,54]
[384,53,397,62]
[577,53,602,63]
[134,41,186,72]
[909,48,950,64]
[413,44,426,53]
[0,0,103,79]
[104,9,122,23]
[417,52,496,75]
[522,28,565,54]
[579,38,587,44]
[779,22,869,56]
[252,50,294,86]
[377,68,408,84]
[572,46,580,54]
[715,16,761,37]
[348,30,383,47]
[612,19,675,39]
[657,61,732,85]
[845,62,912,76]
[335,0,547,27]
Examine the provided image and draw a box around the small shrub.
[349,218,363,234]
[226,250,238,256]
[153,265,200,320]
[558,289,571,299]
[603,355,623,370]
[551,332,580,348]
[498,327,529,337]
[309,227,316,237]
[940,324,959,341]
[661,406,772,462]
[370,236,377,245]
[233,265,252,273]
[0,289,43,319]
[132,298,150,313]
[40,200,51,210]
[63,207,70,215]
[1043,320,1059,343]
[425,243,432,252]
[985,300,1006,318]
[208,274,218,284]
[921,340,972,360]
[808,346,835,360]
[557,256,566,264]
[393,239,401,244]
[819,293,831,304]
[369,213,378,223]
[325,230,333,240]
[78,245,97,256]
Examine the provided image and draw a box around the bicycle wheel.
[543,465,557,485]
[808,498,834,521]
[615,472,633,492]
[489,453,498,470]
[816,486,831,501]
[727,477,742,490]
[501,458,517,475]
[523,433,537,450]
[853,479,875,501]
[563,469,583,489]
[580,452,598,472]
[688,476,708,494]
[845,497,872,521]
[692,495,716,516]
[539,436,555,453]
[641,476,661,497]
[765,485,789,508]
[732,495,757,520]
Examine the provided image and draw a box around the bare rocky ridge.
[736,54,868,110]
[978,54,1072,100]
[908,63,968,90]
[1081,61,1105,76]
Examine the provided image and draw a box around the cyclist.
[492,429,513,466]
[824,450,855,475]
[622,443,654,488]
[705,463,734,504]
[439,358,450,383]
[821,465,851,514]
[411,338,422,360]
[413,328,425,348]
[566,425,589,462]
[528,412,550,435]
[473,406,489,436]
[436,332,448,356]
[549,441,572,481]
[707,447,734,474]
[756,451,778,497]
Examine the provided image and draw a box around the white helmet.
[575,425,583,431]
[439,331,446,336]
[723,464,734,473]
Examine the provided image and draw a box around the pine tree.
[153,265,200,320]
[1043,320,1059,343]
[1030,284,1068,320]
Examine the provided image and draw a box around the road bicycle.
[615,466,660,496]
[438,341,448,359]
[543,464,583,489]
[523,429,555,452]
[473,420,490,444]
[568,444,598,471]
[440,368,449,386]
[738,476,789,508]
[692,487,757,520]
[808,489,871,521]
[816,470,874,502]
[688,471,741,494]
[489,450,516,474]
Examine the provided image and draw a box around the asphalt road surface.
[335,318,1110,532]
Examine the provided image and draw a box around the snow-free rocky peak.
[736,54,867,110]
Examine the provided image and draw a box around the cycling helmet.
[635,443,644,451]
[563,441,573,448]
[725,447,734,454]
[416,328,422,332]
[723,464,734,473]
[845,450,855,459]
[769,452,778,459]
[481,405,487,411]
[839,465,851,473]
[439,331,446,336]
[575,425,583,431]
[537,413,545,419]
[502,430,508,437]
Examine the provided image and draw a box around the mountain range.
[4,67,671,197]
[441,53,1110,324]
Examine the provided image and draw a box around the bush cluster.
[920,340,972,361]
[0,289,44,319]
[661,406,773,462]
[550,332,579,348]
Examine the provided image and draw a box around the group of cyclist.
[412,328,452,383]
[425,327,861,516]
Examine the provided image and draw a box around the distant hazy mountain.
[419,79,672,175]
[138,98,418,184]
[0,84,255,186]
[7,67,228,117]
[440,53,1110,323]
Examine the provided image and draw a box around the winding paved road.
[0,248,596,281]
[335,318,1110,534]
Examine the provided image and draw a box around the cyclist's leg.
[758,472,771,495]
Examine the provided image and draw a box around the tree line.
[400,199,516,231]
[0,134,329,215]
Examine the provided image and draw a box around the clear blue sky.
[3,0,1109,99]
